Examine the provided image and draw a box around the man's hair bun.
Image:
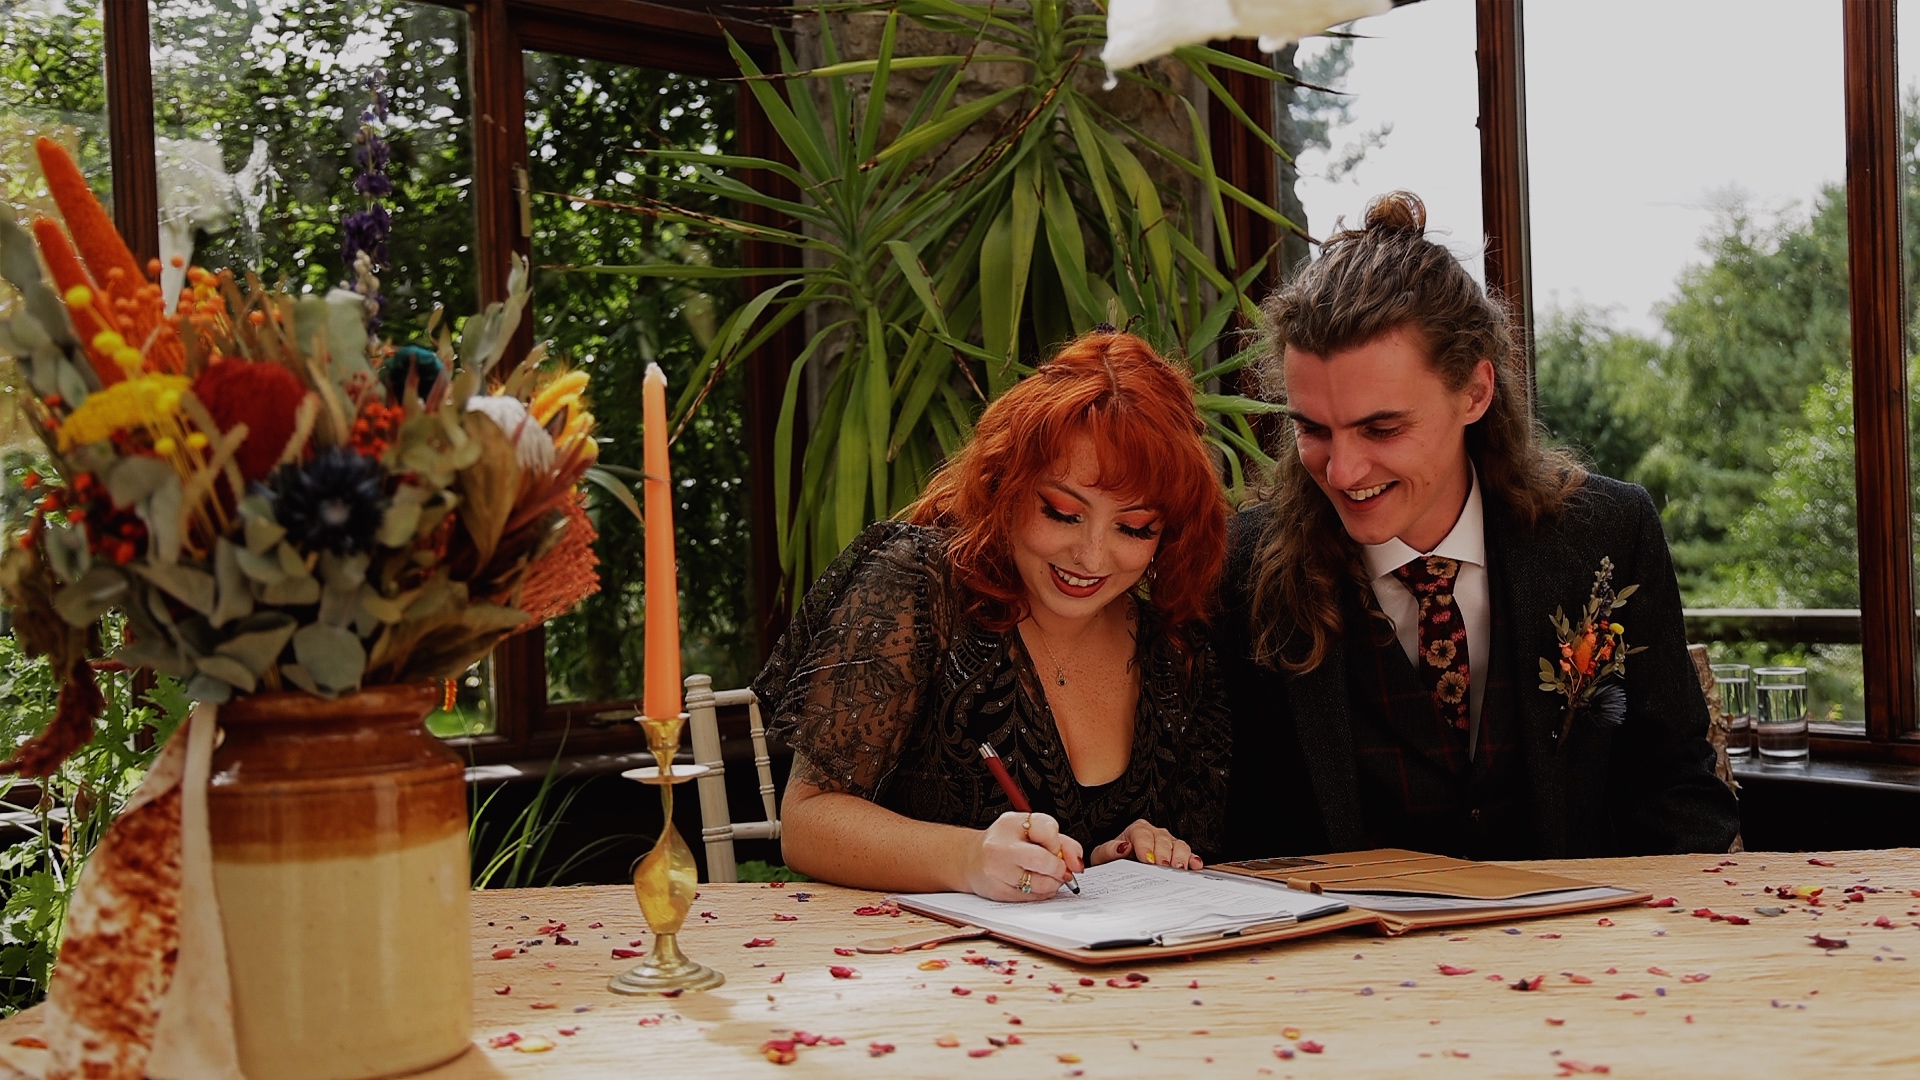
[1363,190,1427,236]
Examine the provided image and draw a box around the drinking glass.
[1752,666,1810,765]
[1709,663,1752,759]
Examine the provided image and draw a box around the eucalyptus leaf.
[211,539,254,628]
[233,544,287,585]
[105,456,177,510]
[235,505,282,559]
[293,623,367,693]
[192,653,258,695]
[258,572,321,606]
[279,662,320,696]
[133,562,217,616]
[52,565,128,626]
[143,474,185,565]
[214,613,298,676]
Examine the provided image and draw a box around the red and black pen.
[977,742,1079,894]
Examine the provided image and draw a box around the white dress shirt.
[1361,471,1490,756]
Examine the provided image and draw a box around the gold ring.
[1018,870,1033,894]
[1022,813,1033,837]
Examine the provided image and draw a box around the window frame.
[81,1,1920,765]
[1480,1,1920,762]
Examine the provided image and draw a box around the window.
[1281,0,1484,275]
[1524,0,1863,723]
[522,55,759,706]
[0,2,108,229]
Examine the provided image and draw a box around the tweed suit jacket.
[1217,473,1741,861]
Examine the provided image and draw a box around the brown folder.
[886,849,1650,966]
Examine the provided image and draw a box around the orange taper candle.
[641,362,682,719]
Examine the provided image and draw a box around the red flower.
[191,360,306,482]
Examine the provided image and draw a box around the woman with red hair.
[755,329,1230,901]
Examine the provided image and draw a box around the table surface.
[6,850,1920,1078]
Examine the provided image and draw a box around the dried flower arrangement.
[0,133,601,778]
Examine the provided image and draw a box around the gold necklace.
[1026,620,1068,687]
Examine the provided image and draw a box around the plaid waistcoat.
[1341,569,1531,860]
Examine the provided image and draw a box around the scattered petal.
[1809,858,1836,867]
[1566,973,1594,985]
[514,1037,555,1054]
[487,1033,522,1050]
[770,971,785,983]
[936,1036,961,1048]
[494,985,511,995]
[1437,964,1476,976]
[1811,933,1850,949]
[951,986,972,996]
[760,1039,797,1065]
[869,1043,896,1057]
[968,1047,996,1058]
[1646,897,1678,908]
[919,958,951,971]
[1299,1040,1325,1054]
[1546,1017,1565,1026]
[772,913,798,922]
[530,1002,557,1010]
[1510,975,1545,991]
[829,965,860,978]
[1596,918,1614,927]
[611,948,644,959]
[1282,1027,1301,1040]
[1058,1052,1083,1063]
[491,948,517,960]
[833,947,857,956]
[744,937,777,948]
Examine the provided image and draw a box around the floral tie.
[1393,556,1470,735]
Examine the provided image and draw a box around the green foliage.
[736,859,807,883]
[147,0,477,344]
[588,0,1288,599]
[525,58,759,698]
[0,629,190,1016]
[0,0,110,221]
[468,743,635,890]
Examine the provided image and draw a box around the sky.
[1293,0,1909,339]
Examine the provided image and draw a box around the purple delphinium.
[342,75,393,334]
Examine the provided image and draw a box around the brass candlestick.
[610,712,725,995]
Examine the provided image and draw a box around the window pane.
[1,1,108,227]
[1527,0,1860,722]
[1279,0,1483,277]
[525,54,757,705]
[149,0,477,345]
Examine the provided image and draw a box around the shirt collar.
[1361,467,1486,581]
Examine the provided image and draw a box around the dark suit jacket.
[1218,474,1740,860]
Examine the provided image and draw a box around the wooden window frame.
[83,1,1920,765]
[1474,1,1920,763]
[97,0,794,764]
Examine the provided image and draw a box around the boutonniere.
[1537,557,1646,739]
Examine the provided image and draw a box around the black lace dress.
[753,520,1230,859]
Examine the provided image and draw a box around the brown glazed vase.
[208,682,472,1080]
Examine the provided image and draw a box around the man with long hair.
[1218,192,1738,860]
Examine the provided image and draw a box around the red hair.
[908,331,1227,640]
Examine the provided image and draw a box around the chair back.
[684,673,782,882]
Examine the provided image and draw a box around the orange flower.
[1570,629,1598,676]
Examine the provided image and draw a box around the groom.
[1217,192,1738,861]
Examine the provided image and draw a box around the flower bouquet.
[0,132,602,1079]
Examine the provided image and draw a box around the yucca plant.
[577,0,1298,596]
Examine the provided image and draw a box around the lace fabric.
[755,521,1230,858]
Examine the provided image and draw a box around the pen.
[977,742,1079,894]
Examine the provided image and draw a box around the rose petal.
[1437,964,1475,976]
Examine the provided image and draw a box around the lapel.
[1288,644,1366,849]
[1483,496,1574,858]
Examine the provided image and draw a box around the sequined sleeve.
[753,521,948,799]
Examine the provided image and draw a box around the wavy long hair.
[909,330,1227,646]
[1248,191,1583,671]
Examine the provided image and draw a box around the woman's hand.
[1089,819,1203,870]
[963,812,1085,902]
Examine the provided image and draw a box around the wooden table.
[6,850,1920,1077]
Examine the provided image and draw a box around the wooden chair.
[684,673,782,883]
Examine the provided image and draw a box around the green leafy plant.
[467,734,635,889]
[571,0,1293,593]
[0,628,190,1016]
